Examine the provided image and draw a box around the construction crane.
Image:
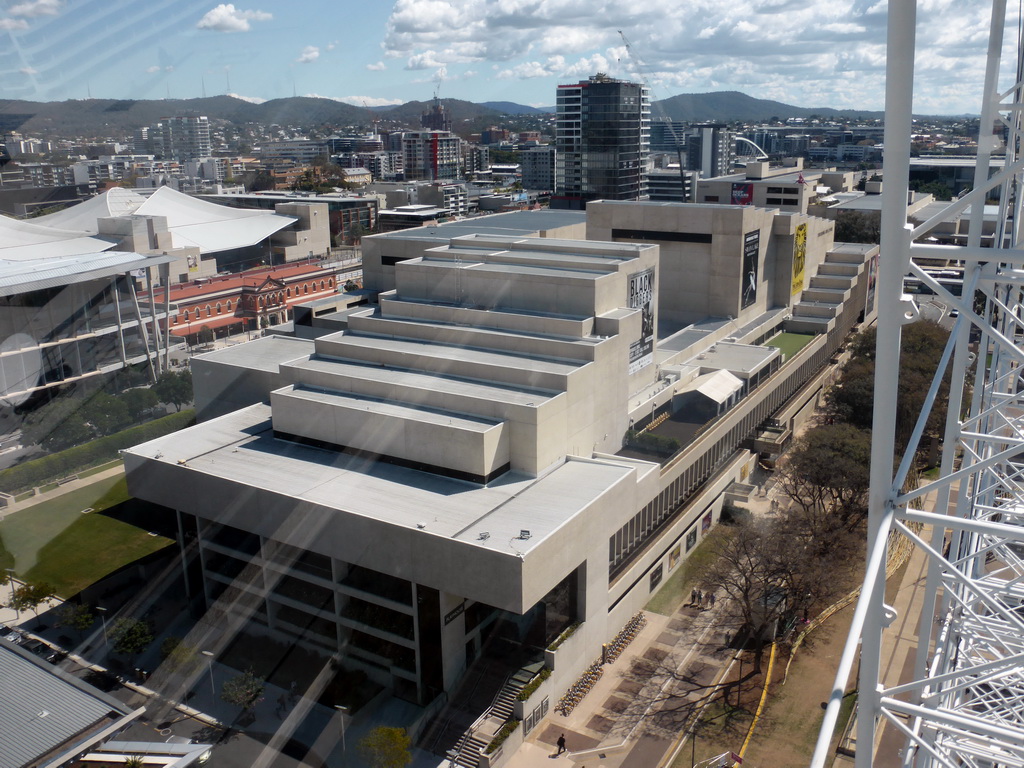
[617,30,688,197]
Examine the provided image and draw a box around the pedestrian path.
[502,597,740,768]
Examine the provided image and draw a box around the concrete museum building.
[124,199,877,733]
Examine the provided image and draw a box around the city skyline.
[0,0,1011,115]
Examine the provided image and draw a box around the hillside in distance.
[656,91,884,122]
[0,96,373,137]
[0,90,898,138]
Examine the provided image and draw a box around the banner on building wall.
[791,223,807,296]
[628,268,655,374]
[702,511,713,534]
[865,251,879,316]
[741,230,760,309]
[731,183,754,206]
[187,254,199,274]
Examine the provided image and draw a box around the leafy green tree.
[221,668,265,711]
[82,392,131,436]
[121,388,159,421]
[21,397,92,452]
[8,581,57,619]
[108,617,153,659]
[359,726,412,768]
[827,320,952,453]
[779,423,872,546]
[834,211,881,244]
[153,371,193,412]
[197,325,215,345]
[58,602,96,638]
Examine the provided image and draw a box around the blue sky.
[0,0,1011,114]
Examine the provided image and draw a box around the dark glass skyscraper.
[552,74,650,210]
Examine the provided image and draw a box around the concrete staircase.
[787,247,866,334]
[446,669,532,768]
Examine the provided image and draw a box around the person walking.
[695,589,703,608]
[557,734,567,755]
[690,588,698,605]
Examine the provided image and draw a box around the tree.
[826,320,953,453]
[159,636,201,673]
[108,617,153,659]
[8,581,57,619]
[700,517,852,671]
[359,726,412,768]
[58,602,96,638]
[121,387,159,421]
[82,392,131,436]
[778,423,872,543]
[21,396,92,452]
[834,211,881,244]
[221,668,265,712]
[153,370,193,412]
[197,325,215,345]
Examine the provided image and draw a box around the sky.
[0,0,1014,115]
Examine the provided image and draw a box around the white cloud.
[405,50,444,70]
[326,41,336,51]
[9,0,61,17]
[296,45,319,64]
[146,65,161,73]
[0,18,29,29]
[196,4,271,33]
[19,66,38,75]
[366,61,387,71]
[335,95,404,107]
[379,0,1012,112]
[228,93,266,104]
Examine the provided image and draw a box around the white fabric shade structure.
[679,369,744,404]
[21,186,296,255]
[0,214,117,262]
[31,187,146,232]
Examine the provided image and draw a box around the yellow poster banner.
[791,222,807,295]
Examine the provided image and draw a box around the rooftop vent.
[519,529,532,540]
[478,531,490,540]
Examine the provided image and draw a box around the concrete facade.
[123,201,878,760]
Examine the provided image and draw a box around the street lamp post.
[96,605,109,645]
[334,705,348,764]
[201,650,216,699]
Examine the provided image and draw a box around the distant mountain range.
[0,91,894,139]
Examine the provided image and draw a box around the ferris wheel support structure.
[811,1,1024,767]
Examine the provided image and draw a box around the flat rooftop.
[191,335,315,372]
[367,208,586,243]
[289,355,561,406]
[126,404,637,556]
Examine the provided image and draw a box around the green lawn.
[766,332,817,361]
[646,526,734,615]
[0,475,172,598]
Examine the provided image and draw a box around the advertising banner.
[741,230,760,309]
[731,182,754,205]
[791,222,807,295]
[865,251,879,316]
[628,268,655,374]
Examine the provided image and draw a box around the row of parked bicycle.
[554,612,647,716]
[603,611,646,664]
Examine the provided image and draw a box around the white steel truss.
[812,2,1024,767]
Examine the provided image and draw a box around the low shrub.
[0,410,195,494]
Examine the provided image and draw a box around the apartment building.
[552,74,651,209]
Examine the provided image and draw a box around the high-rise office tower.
[552,74,650,210]
[686,123,735,179]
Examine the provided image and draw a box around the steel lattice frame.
[811,2,1024,767]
